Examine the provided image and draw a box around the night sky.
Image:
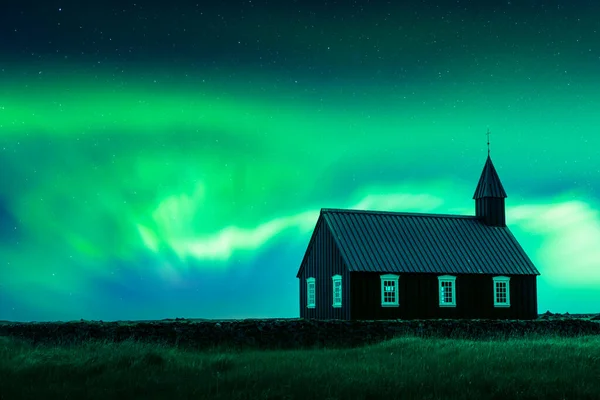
[1,0,599,322]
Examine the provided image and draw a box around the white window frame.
[332,275,342,308]
[438,275,457,307]
[380,274,399,307]
[493,276,511,307]
[306,277,316,308]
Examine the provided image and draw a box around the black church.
[296,153,540,320]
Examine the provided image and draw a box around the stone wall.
[1,317,599,350]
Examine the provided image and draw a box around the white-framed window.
[306,277,316,308]
[493,276,510,307]
[332,275,342,308]
[380,274,399,307]
[438,275,456,307]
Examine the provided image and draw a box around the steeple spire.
[486,128,491,156]
[473,133,507,227]
[473,155,507,199]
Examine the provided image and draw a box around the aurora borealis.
[1,1,599,322]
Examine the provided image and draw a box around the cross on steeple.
[486,128,491,156]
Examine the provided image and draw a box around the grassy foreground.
[1,334,599,400]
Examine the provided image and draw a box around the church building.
[296,150,540,320]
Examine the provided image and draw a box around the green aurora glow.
[1,1,600,321]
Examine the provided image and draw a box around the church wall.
[298,219,351,320]
[350,272,537,320]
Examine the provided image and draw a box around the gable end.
[296,210,354,278]
[296,214,324,278]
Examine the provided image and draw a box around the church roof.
[297,208,539,277]
[473,155,507,199]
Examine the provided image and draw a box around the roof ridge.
[321,208,477,219]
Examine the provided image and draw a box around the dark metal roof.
[473,155,507,199]
[321,208,540,276]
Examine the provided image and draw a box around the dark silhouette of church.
[296,140,540,320]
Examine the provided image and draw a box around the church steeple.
[473,133,507,227]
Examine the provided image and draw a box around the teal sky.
[1,1,599,321]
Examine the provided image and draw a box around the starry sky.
[1,0,599,322]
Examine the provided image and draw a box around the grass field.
[1,334,599,400]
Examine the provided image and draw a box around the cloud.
[139,184,449,261]
[168,210,319,261]
[139,178,600,291]
[350,192,445,212]
[508,200,600,286]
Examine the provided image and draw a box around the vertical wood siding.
[298,220,350,320]
[351,272,537,320]
[476,198,506,227]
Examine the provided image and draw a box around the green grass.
[1,334,599,400]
